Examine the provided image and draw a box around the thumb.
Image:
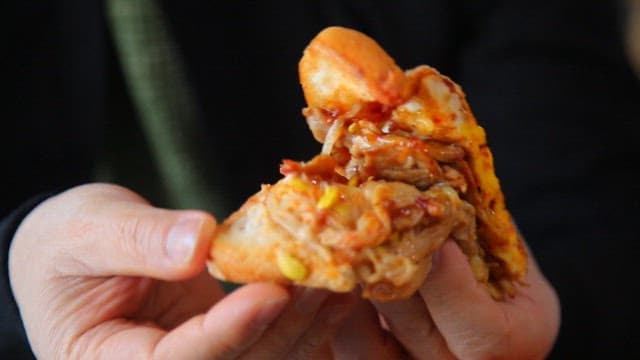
[52,184,217,280]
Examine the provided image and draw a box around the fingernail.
[295,288,330,315]
[252,296,289,330]
[166,217,201,263]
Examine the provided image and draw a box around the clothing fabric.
[2,1,640,358]
[106,0,228,214]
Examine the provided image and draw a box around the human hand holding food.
[8,184,356,359]
[9,26,561,358]
[207,27,560,359]
[332,240,559,359]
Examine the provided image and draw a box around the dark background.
[2,1,640,358]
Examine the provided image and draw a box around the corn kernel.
[289,177,308,192]
[469,255,489,282]
[333,203,349,218]
[317,186,340,209]
[276,250,308,281]
[348,176,359,187]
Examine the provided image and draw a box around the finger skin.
[158,288,355,360]
[237,288,330,358]
[333,297,405,360]
[372,241,559,360]
[8,184,220,357]
[285,291,357,359]
[373,294,455,360]
[12,183,217,280]
[153,283,290,360]
[55,283,288,359]
[420,241,560,359]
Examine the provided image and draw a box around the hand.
[334,241,560,359]
[9,184,356,359]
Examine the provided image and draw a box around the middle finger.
[374,294,455,359]
[238,287,330,358]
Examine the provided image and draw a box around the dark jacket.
[3,1,639,358]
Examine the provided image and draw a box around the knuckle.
[73,183,147,203]
[458,320,512,360]
[117,216,160,263]
[63,184,150,220]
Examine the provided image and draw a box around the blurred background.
[2,1,640,358]
[627,0,640,76]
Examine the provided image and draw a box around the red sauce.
[442,77,457,93]
[280,159,302,175]
[316,209,328,227]
[280,155,341,181]
[416,197,443,217]
[320,107,340,120]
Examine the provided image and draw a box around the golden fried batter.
[208,27,527,300]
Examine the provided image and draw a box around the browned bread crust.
[208,27,527,301]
